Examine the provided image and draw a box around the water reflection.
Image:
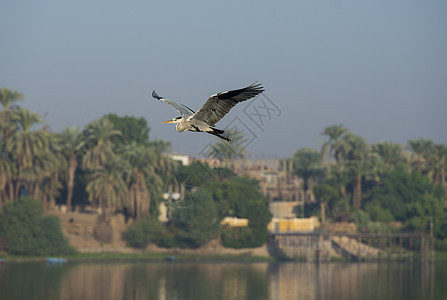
[56,262,269,300]
[0,261,445,300]
[268,262,444,300]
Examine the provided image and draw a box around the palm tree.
[313,183,339,225]
[60,126,85,210]
[120,143,160,218]
[42,133,66,210]
[6,108,49,199]
[82,118,120,171]
[0,88,24,140]
[6,108,48,168]
[82,118,124,214]
[292,148,322,198]
[342,133,370,209]
[371,141,405,185]
[426,144,447,185]
[321,125,349,198]
[321,124,348,166]
[372,141,404,170]
[407,138,434,173]
[86,159,129,214]
[0,139,15,206]
[325,163,350,197]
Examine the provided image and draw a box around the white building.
[169,152,190,166]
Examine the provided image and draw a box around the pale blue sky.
[1,0,446,158]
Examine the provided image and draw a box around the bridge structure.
[268,231,433,262]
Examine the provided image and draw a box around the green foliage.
[123,217,164,248]
[321,124,349,165]
[165,190,220,248]
[364,203,393,223]
[314,184,339,206]
[174,161,216,187]
[221,227,253,248]
[350,210,371,230]
[2,91,447,249]
[293,148,322,191]
[350,210,392,233]
[221,225,270,249]
[313,182,351,221]
[0,198,76,255]
[103,113,150,146]
[155,172,271,249]
[207,176,268,219]
[207,176,272,248]
[82,118,120,170]
[367,167,446,237]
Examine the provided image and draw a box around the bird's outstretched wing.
[152,90,195,116]
[191,82,264,126]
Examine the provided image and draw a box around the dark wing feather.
[152,90,195,116]
[191,82,264,126]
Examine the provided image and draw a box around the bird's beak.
[162,120,174,123]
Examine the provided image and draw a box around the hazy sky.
[1,0,446,158]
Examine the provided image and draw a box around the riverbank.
[1,251,274,263]
[3,251,446,263]
[47,211,273,257]
[5,211,440,263]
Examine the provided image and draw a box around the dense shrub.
[206,176,272,248]
[221,226,269,249]
[350,210,393,233]
[367,167,446,238]
[165,190,220,248]
[0,198,76,255]
[123,217,164,248]
[221,227,252,248]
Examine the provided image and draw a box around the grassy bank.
[68,252,275,262]
[3,251,445,263]
[1,252,274,263]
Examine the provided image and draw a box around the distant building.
[194,157,221,168]
[169,152,190,166]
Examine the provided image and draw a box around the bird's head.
[162,116,183,124]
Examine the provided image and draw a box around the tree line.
[293,124,447,246]
[0,88,271,252]
[1,88,446,252]
[0,88,175,218]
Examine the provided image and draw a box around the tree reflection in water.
[0,261,444,300]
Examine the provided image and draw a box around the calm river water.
[0,261,445,300]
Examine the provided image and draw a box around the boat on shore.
[45,257,67,264]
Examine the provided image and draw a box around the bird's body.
[152,82,264,141]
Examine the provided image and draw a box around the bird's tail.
[208,128,231,141]
[211,127,225,135]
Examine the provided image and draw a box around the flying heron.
[152,82,264,141]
